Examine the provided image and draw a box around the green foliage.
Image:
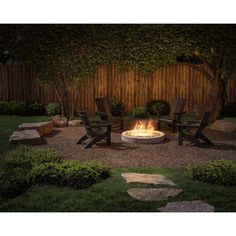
[0,145,60,198]
[185,159,236,186]
[0,101,45,116]
[0,145,110,198]
[2,145,60,170]
[0,167,30,198]
[10,101,27,115]
[109,97,126,117]
[29,161,110,189]
[132,106,150,119]
[221,102,236,117]
[46,102,61,116]
[146,100,170,116]
[0,101,10,115]
[28,101,45,115]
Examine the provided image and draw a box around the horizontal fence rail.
[0,64,235,114]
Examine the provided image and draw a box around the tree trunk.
[211,76,227,121]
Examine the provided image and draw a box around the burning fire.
[130,120,156,137]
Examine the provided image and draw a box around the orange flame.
[131,120,156,137]
[134,120,155,131]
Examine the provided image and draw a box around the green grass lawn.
[0,115,48,156]
[0,167,235,212]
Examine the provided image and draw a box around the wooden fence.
[0,64,236,114]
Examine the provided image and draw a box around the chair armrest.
[187,120,201,124]
[96,112,108,116]
[176,123,200,128]
[174,111,186,115]
[91,124,112,128]
[90,120,101,124]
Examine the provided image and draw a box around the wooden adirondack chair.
[77,111,112,149]
[176,111,213,146]
[95,97,125,130]
[156,98,186,132]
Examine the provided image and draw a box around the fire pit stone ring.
[121,130,165,144]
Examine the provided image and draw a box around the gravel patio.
[39,124,236,168]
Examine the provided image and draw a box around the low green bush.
[0,168,30,198]
[221,102,236,117]
[2,145,60,169]
[10,101,27,115]
[28,101,45,115]
[0,101,45,116]
[109,97,126,117]
[46,102,61,116]
[0,101,10,114]
[185,159,236,186]
[29,161,110,189]
[132,106,150,119]
[0,145,110,198]
[146,100,170,116]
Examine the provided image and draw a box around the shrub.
[132,106,150,119]
[0,101,10,114]
[2,145,60,170]
[0,168,30,198]
[109,97,126,117]
[10,101,27,115]
[0,146,110,198]
[29,161,110,189]
[185,159,236,186]
[28,101,45,115]
[221,102,236,117]
[146,100,170,116]
[46,102,61,116]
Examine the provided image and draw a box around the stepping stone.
[9,129,42,145]
[122,173,176,185]
[127,188,182,202]
[158,200,215,212]
[18,121,53,136]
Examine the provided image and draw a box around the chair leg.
[107,133,111,145]
[178,127,183,146]
[85,137,99,149]
[172,122,176,133]
[198,133,213,144]
[77,135,88,144]
[107,126,111,145]
[120,120,124,131]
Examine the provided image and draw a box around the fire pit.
[121,120,165,144]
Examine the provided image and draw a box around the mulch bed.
[39,125,236,168]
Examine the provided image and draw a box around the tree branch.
[174,62,215,82]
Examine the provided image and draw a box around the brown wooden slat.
[0,64,235,114]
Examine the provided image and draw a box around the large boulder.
[9,129,42,145]
[18,121,53,136]
[51,115,68,127]
[209,119,236,132]
[68,119,81,127]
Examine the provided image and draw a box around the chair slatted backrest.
[95,97,112,121]
[196,111,211,135]
[78,111,95,137]
[170,98,186,121]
